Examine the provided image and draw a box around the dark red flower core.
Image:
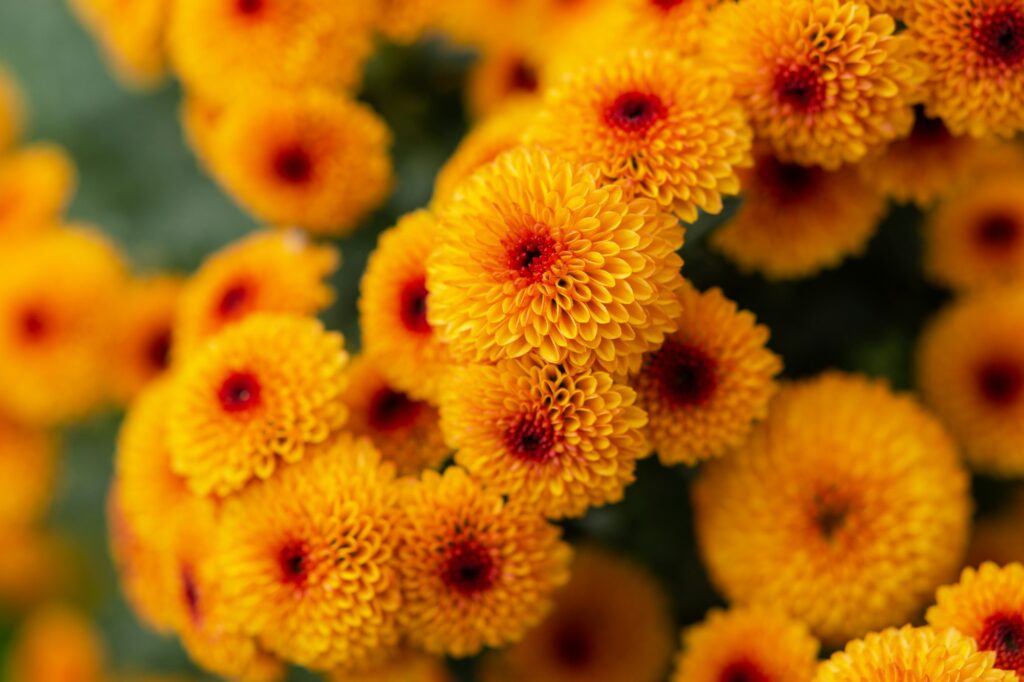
[976,357,1024,408]
[508,59,539,94]
[235,0,265,16]
[910,108,951,145]
[16,307,49,344]
[975,212,1021,252]
[181,564,201,624]
[812,489,851,540]
[774,63,826,114]
[272,144,314,185]
[218,371,262,413]
[551,621,594,669]
[440,539,497,596]
[651,0,687,9]
[973,5,1024,68]
[216,280,251,320]
[504,229,560,282]
[604,91,668,134]
[756,155,821,203]
[979,612,1024,672]
[145,327,172,372]
[277,540,310,588]
[505,410,558,463]
[719,659,772,682]
[367,385,423,432]
[650,339,718,407]
[398,276,432,335]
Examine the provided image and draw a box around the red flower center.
[16,307,49,344]
[812,488,852,540]
[145,328,172,372]
[181,564,201,624]
[504,229,560,282]
[719,659,771,682]
[651,0,687,9]
[975,212,1021,252]
[216,280,252,320]
[367,386,423,431]
[235,0,265,16]
[774,63,826,114]
[398,276,432,335]
[756,156,820,203]
[604,91,667,134]
[440,539,496,596]
[979,612,1024,672]
[505,410,558,463]
[973,5,1024,68]
[650,339,718,407]
[552,622,594,669]
[218,371,262,412]
[272,144,313,185]
[976,358,1024,408]
[277,540,310,588]
[508,59,539,94]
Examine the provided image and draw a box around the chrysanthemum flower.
[917,287,1024,475]
[169,313,348,496]
[428,147,684,375]
[434,0,538,50]
[342,355,448,476]
[68,0,171,87]
[908,0,1024,137]
[397,466,572,657]
[203,89,392,235]
[817,625,1014,682]
[632,282,780,466]
[703,0,923,169]
[624,0,723,56]
[212,435,401,671]
[670,608,819,682]
[109,275,180,403]
[924,174,1024,291]
[482,547,674,682]
[359,211,450,404]
[441,358,648,519]
[167,0,377,99]
[376,0,441,43]
[0,144,76,240]
[173,230,338,359]
[467,49,543,120]
[710,150,887,279]
[0,227,125,425]
[0,416,55,526]
[526,49,750,222]
[693,372,971,646]
[0,530,73,609]
[0,67,23,152]
[7,606,104,682]
[330,650,452,682]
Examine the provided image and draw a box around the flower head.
[0,416,55,527]
[625,0,723,56]
[109,275,181,403]
[376,0,441,43]
[0,67,23,152]
[7,606,104,682]
[0,145,76,240]
[467,49,544,120]
[68,0,171,87]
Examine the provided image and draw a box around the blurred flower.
[0,66,23,152]
[7,606,104,682]
[376,0,442,43]
[397,466,572,656]
[0,415,55,526]
[0,530,74,610]
[625,0,723,56]
[169,313,348,497]
[0,144,76,240]
[467,49,543,119]
[436,0,540,50]
[441,358,648,519]
[917,287,1024,475]
[693,372,970,646]
[427,147,684,375]
[632,282,781,466]
[968,491,1024,567]
[710,150,886,279]
[68,0,171,87]
[330,650,452,682]
[109,275,181,403]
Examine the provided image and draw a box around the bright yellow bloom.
[68,0,171,87]
[435,0,539,50]
[109,275,181,403]
[917,286,1024,475]
[0,144,76,240]
[0,66,24,152]
[467,49,543,120]
[397,466,572,657]
[671,607,819,682]
[711,150,886,279]
[632,282,780,465]
[704,0,923,169]
[330,651,452,682]
[427,147,684,375]
[7,606,104,682]
[624,0,723,56]
[527,49,751,222]
[0,415,55,526]
[693,372,970,646]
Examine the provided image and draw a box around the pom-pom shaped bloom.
[704,0,923,169]
[0,144,76,240]
[203,89,392,236]
[526,49,750,222]
[670,607,819,682]
[815,625,1015,682]
[68,0,171,87]
[213,436,401,671]
[7,606,104,682]
[342,356,448,476]
[397,466,572,657]
[359,211,450,404]
[109,275,180,402]
[917,287,1024,475]
[632,282,780,465]
[711,150,887,279]
[442,358,648,519]
[625,0,723,56]
[908,0,1024,137]
[0,416,55,527]
[483,547,674,682]
[0,227,125,424]
[428,147,684,375]
[168,313,348,496]
[693,372,970,646]
[174,230,337,358]
[0,67,23,152]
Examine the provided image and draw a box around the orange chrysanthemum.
[377,0,441,43]
[109,275,181,403]
[342,355,448,476]
[815,625,1015,682]
[0,144,76,240]
[671,608,819,682]
[711,150,887,279]
[0,530,73,609]
[0,227,125,425]
[467,49,543,120]
[441,358,648,519]
[625,0,723,56]
[632,282,781,466]
[0,67,23,152]
[917,287,1024,475]
[330,650,452,682]
[526,49,751,222]
[427,147,684,375]
[68,0,171,87]
[397,466,572,657]
[908,0,1024,137]
[703,0,923,169]
[7,606,104,682]
[0,416,55,527]
[693,372,971,646]
[359,211,450,404]
[202,89,392,235]
[167,0,377,99]
[483,547,674,682]
[213,436,401,671]
[173,230,338,359]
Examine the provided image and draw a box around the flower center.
[552,622,594,669]
[505,410,558,463]
[398,276,432,335]
[975,212,1021,252]
[504,229,560,282]
[216,280,251,320]
[16,307,49,344]
[812,488,851,540]
[277,540,309,588]
[973,5,1024,68]
[217,371,262,413]
[181,564,201,624]
[651,0,687,9]
[604,91,667,134]
[272,144,313,185]
[508,59,539,94]
[976,358,1024,408]
[774,63,826,114]
[235,0,265,16]
[980,612,1024,672]
[145,328,172,372]
[440,539,496,596]
[756,156,820,203]
[650,339,718,407]
[367,386,423,431]
[719,659,771,682]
